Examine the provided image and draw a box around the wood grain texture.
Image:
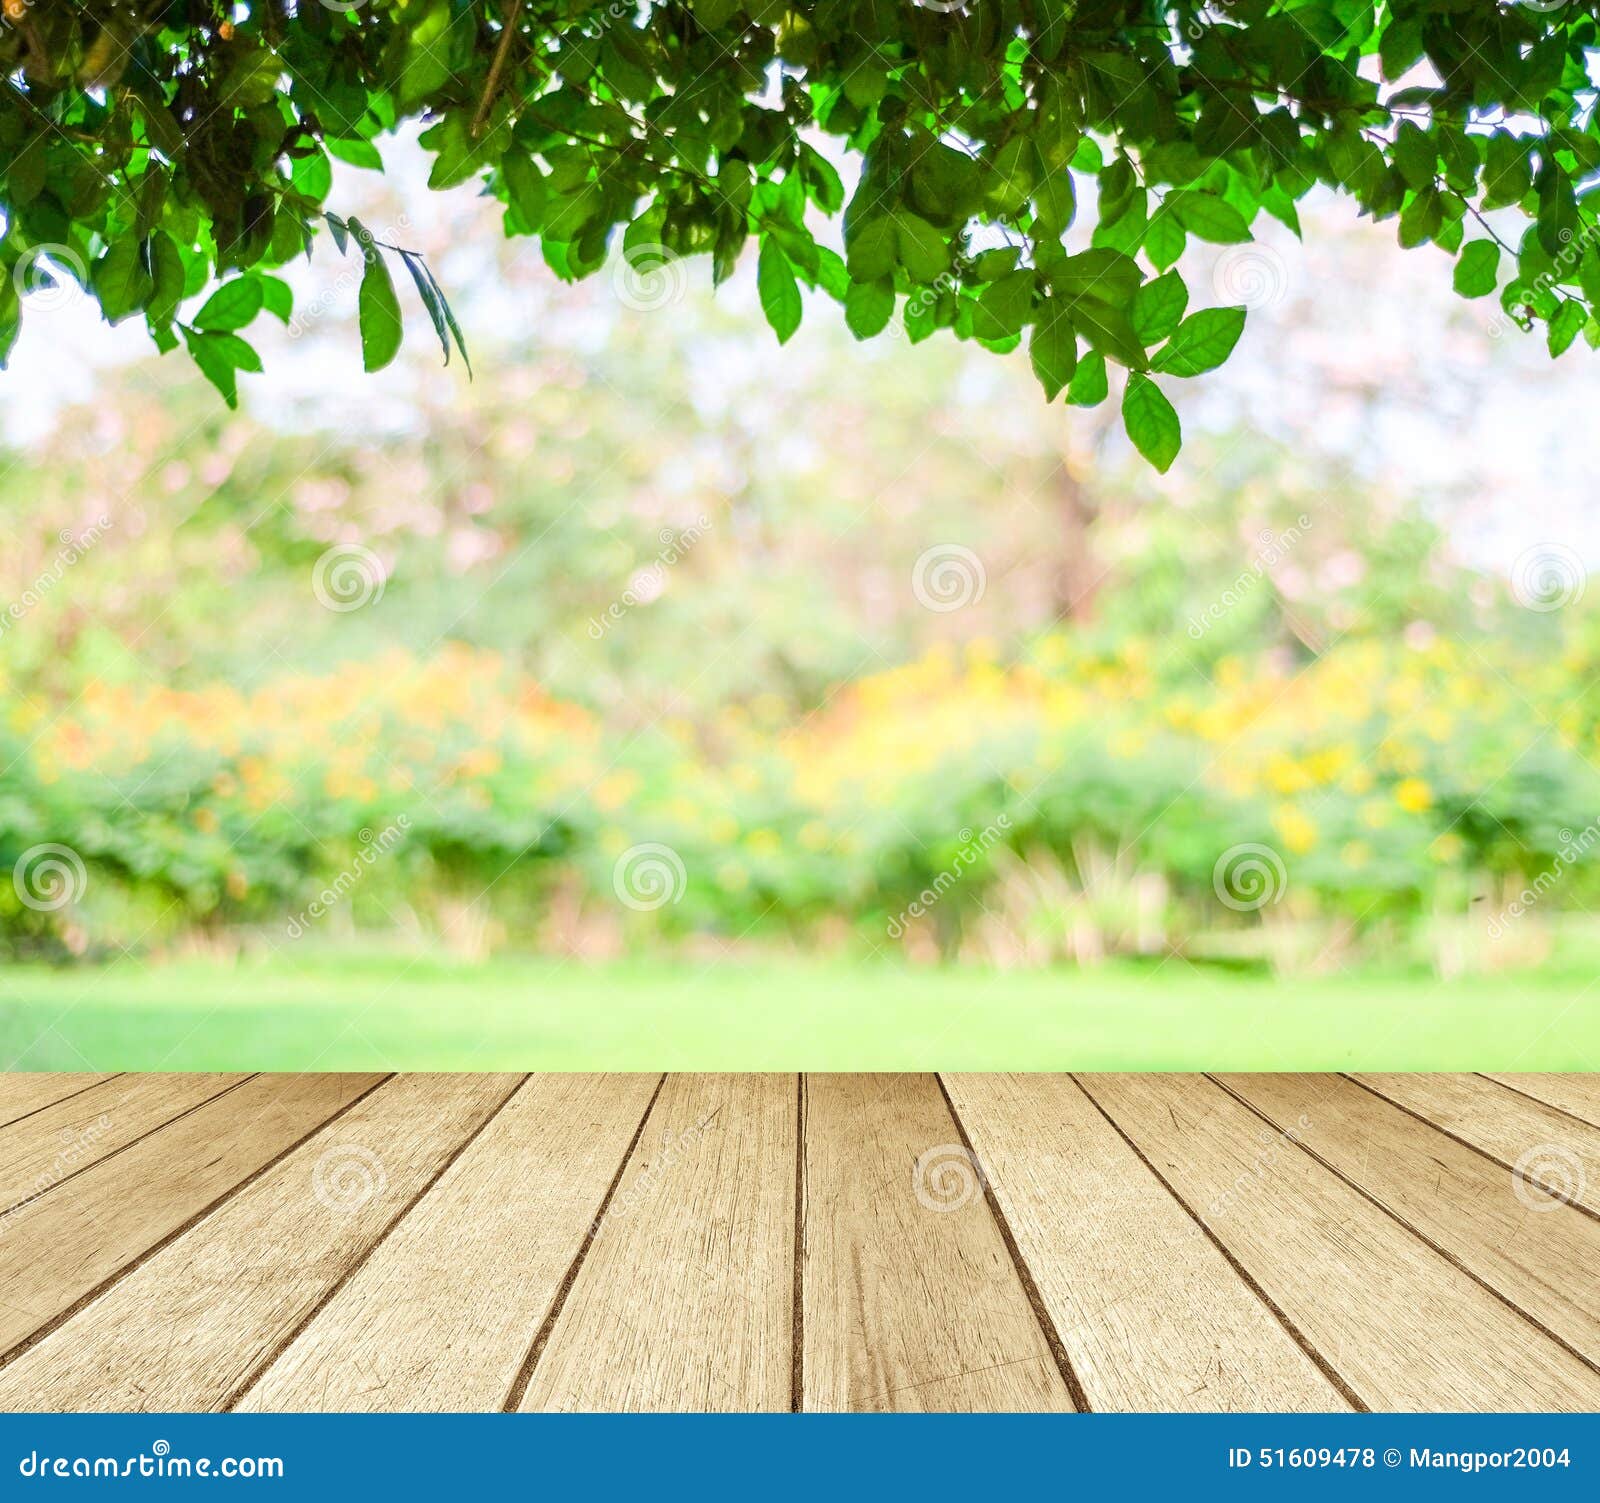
[519,1073,797,1413]
[800,1073,1071,1412]
[1081,1073,1600,1412]
[0,1071,382,1357]
[0,1074,113,1128]
[1355,1073,1600,1216]
[1482,1074,1600,1130]
[0,1072,248,1216]
[1219,1073,1600,1367]
[945,1072,1345,1412]
[237,1074,659,1412]
[0,1073,519,1411]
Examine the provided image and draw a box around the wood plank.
[800,1074,1071,1413]
[0,1073,249,1217]
[0,1072,522,1411]
[236,1074,659,1412]
[945,1073,1344,1412]
[1483,1074,1600,1130]
[1355,1073,1600,1217]
[1081,1073,1600,1411]
[0,1072,382,1357]
[0,1074,113,1128]
[1220,1073,1600,1367]
[519,1073,796,1413]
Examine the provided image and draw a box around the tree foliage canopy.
[4,0,1598,464]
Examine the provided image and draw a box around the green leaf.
[757,237,802,344]
[844,277,894,339]
[401,252,452,366]
[894,212,950,283]
[1144,213,1187,271]
[1122,372,1181,472]
[1453,240,1500,299]
[146,231,186,330]
[1548,298,1585,357]
[257,276,294,324]
[326,138,384,172]
[93,237,153,325]
[973,270,1035,344]
[419,259,472,376]
[694,0,742,26]
[1028,302,1077,401]
[180,327,262,409]
[1070,295,1147,370]
[1131,271,1188,344]
[1170,192,1252,244]
[1150,306,1246,377]
[502,152,548,233]
[193,276,264,332]
[354,230,404,373]
[845,217,897,282]
[1393,122,1437,192]
[1067,349,1108,407]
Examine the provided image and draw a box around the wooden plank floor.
[0,1072,1596,1413]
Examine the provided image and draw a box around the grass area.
[1,952,1597,1071]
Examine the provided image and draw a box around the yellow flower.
[1272,805,1318,855]
[1394,777,1433,814]
[593,770,639,812]
[1340,840,1372,869]
[1430,832,1465,864]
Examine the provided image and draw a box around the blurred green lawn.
[1,955,1596,1071]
